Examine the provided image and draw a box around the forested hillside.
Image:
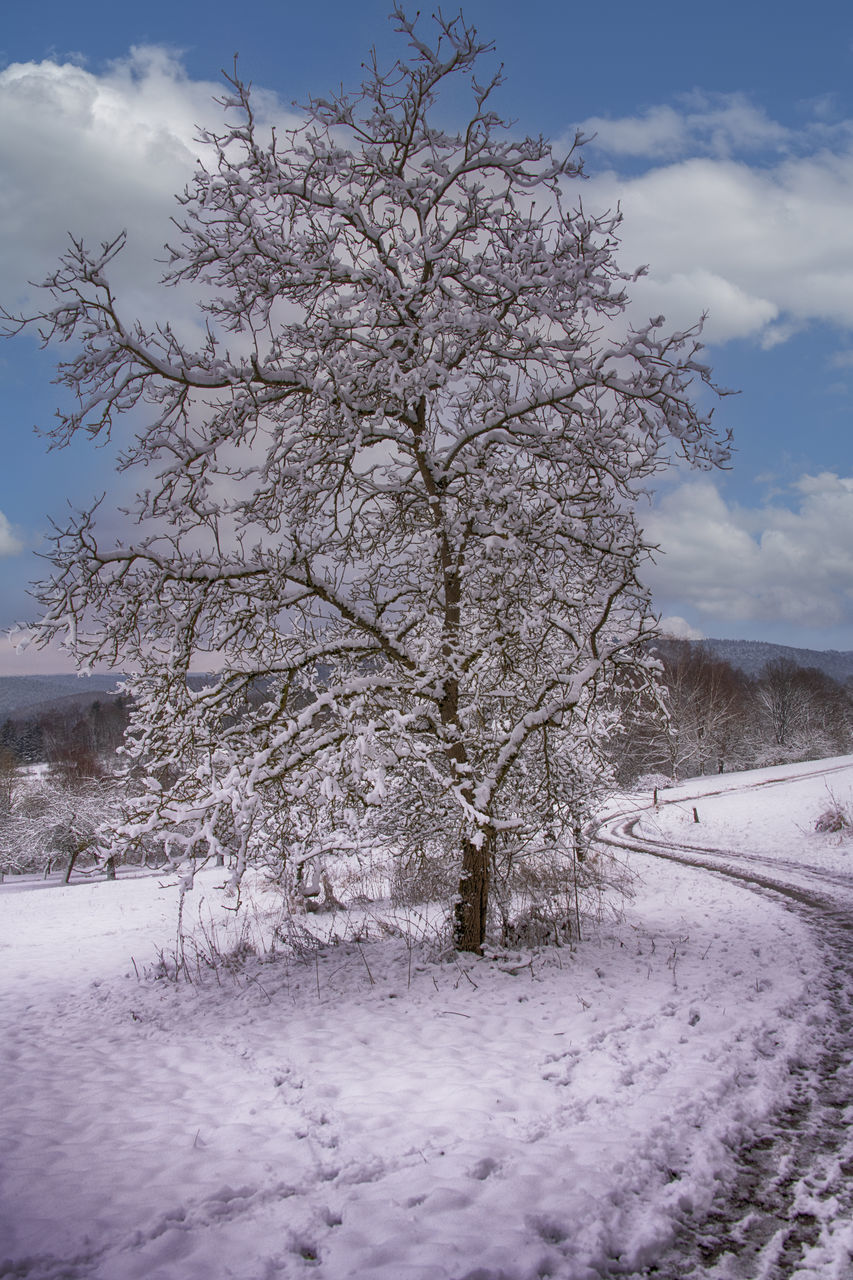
[703,639,853,683]
[613,639,853,784]
[0,674,123,720]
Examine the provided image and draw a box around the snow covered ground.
[1,758,852,1279]
[633,754,853,875]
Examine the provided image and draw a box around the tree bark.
[453,829,492,953]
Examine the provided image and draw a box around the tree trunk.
[453,830,492,953]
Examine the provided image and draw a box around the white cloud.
[581,104,688,159]
[830,348,853,369]
[0,512,23,557]
[0,48,298,326]
[642,474,853,628]
[4,60,853,355]
[582,93,790,161]
[658,616,705,641]
[631,268,779,344]
[571,99,853,346]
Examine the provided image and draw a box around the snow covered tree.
[0,774,119,880]
[757,659,807,748]
[4,9,729,950]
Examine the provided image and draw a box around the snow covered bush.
[814,799,852,835]
[635,773,674,793]
[4,8,729,950]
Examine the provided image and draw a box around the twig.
[355,937,375,986]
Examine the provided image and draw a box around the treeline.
[0,697,134,877]
[614,640,853,785]
[0,646,850,881]
[1,648,851,794]
[0,697,130,776]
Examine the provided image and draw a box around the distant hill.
[699,639,853,683]
[0,672,220,722]
[1,649,851,722]
[0,674,125,721]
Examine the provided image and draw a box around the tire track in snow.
[596,763,853,1279]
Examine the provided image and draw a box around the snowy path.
[599,756,853,1277]
[1,759,851,1279]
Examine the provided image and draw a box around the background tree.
[0,717,45,764]
[656,640,754,778]
[0,746,18,879]
[0,775,119,880]
[4,9,729,950]
[0,746,17,820]
[611,643,853,785]
[756,659,852,762]
[794,666,853,757]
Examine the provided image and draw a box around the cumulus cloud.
[0,47,304,679]
[658,616,705,641]
[0,47,297,325]
[4,59,853,354]
[582,93,790,161]
[0,512,23,557]
[642,473,853,628]
[571,97,853,346]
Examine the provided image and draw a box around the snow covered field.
[633,755,853,875]
[2,759,852,1279]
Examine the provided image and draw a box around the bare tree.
[794,667,853,756]
[757,659,852,760]
[757,658,809,749]
[0,746,17,819]
[3,10,728,950]
[657,641,754,778]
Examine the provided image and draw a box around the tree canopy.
[4,8,729,950]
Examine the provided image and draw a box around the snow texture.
[3,758,852,1277]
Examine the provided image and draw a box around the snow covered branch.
[6,9,730,950]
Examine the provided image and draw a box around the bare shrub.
[390,848,458,908]
[813,784,852,836]
[815,804,852,834]
[501,903,575,949]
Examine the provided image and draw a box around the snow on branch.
[5,8,731,951]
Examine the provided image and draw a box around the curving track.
[596,761,853,1279]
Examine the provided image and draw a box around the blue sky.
[1,1,853,672]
